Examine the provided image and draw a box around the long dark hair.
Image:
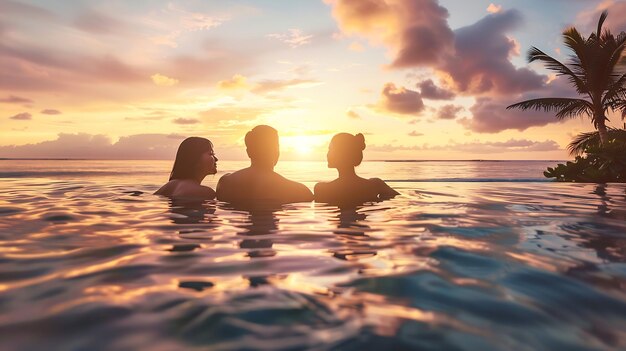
[169,137,213,180]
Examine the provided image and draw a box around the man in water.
[216,125,313,205]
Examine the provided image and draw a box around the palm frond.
[603,73,626,104]
[506,98,592,120]
[563,28,589,65]
[555,100,594,120]
[568,128,626,156]
[527,47,586,93]
[569,131,601,156]
[597,10,608,38]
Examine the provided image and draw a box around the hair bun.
[355,133,366,150]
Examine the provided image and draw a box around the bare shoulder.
[217,172,233,185]
[314,181,330,192]
[314,181,331,201]
[156,180,215,199]
[154,180,176,196]
[369,177,400,197]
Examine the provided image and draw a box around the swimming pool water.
[0,161,625,350]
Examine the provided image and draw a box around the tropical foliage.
[544,129,626,182]
[507,11,626,145]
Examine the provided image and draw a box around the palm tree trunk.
[597,119,609,146]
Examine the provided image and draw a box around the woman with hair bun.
[314,133,398,205]
[155,137,218,199]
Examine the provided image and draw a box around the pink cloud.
[326,1,546,96]
[40,109,61,115]
[9,112,32,120]
[0,0,56,20]
[487,3,502,14]
[439,10,545,95]
[438,104,463,119]
[326,0,454,67]
[0,95,33,104]
[578,1,626,33]
[251,79,319,94]
[347,109,361,119]
[418,79,455,100]
[0,133,186,159]
[462,76,578,133]
[173,117,200,125]
[377,82,424,115]
[73,10,133,35]
[369,138,560,153]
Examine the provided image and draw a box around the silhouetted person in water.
[315,133,398,205]
[155,137,218,199]
[216,125,313,204]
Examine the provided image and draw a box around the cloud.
[461,97,555,133]
[438,10,545,95]
[408,130,423,136]
[438,104,463,119]
[376,82,424,115]
[451,139,560,153]
[347,109,361,119]
[325,0,454,67]
[173,117,200,125]
[0,95,33,104]
[369,138,560,153]
[418,79,455,100]
[349,42,365,51]
[461,76,577,133]
[251,79,320,94]
[164,51,252,86]
[0,9,249,100]
[0,0,56,20]
[9,112,32,120]
[169,3,229,31]
[326,1,545,96]
[148,3,229,48]
[151,73,179,86]
[218,74,249,90]
[125,116,166,121]
[578,0,626,33]
[487,4,502,14]
[73,9,132,35]
[199,107,267,126]
[40,109,61,115]
[267,29,313,48]
[0,39,147,93]
[0,133,187,159]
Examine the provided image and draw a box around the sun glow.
[281,135,328,158]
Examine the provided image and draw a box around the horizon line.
[0,158,567,162]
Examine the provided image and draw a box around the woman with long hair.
[155,137,218,198]
[315,133,398,205]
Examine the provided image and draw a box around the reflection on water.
[0,177,625,350]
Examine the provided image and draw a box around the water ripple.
[0,179,625,350]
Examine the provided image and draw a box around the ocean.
[1,160,625,350]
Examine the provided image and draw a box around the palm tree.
[567,128,626,156]
[507,11,626,146]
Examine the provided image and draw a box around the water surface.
[0,160,625,350]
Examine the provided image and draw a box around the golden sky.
[1,0,625,160]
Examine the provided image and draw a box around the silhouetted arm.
[371,178,399,200]
[216,174,233,202]
[314,182,330,203]
[290,182,314,202]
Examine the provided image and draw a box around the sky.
[1,0,625,160]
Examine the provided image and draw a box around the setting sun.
[281,134,328,158]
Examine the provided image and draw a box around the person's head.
[327,133,365,169]
[245,125,279,168]
[169,137,218,180]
